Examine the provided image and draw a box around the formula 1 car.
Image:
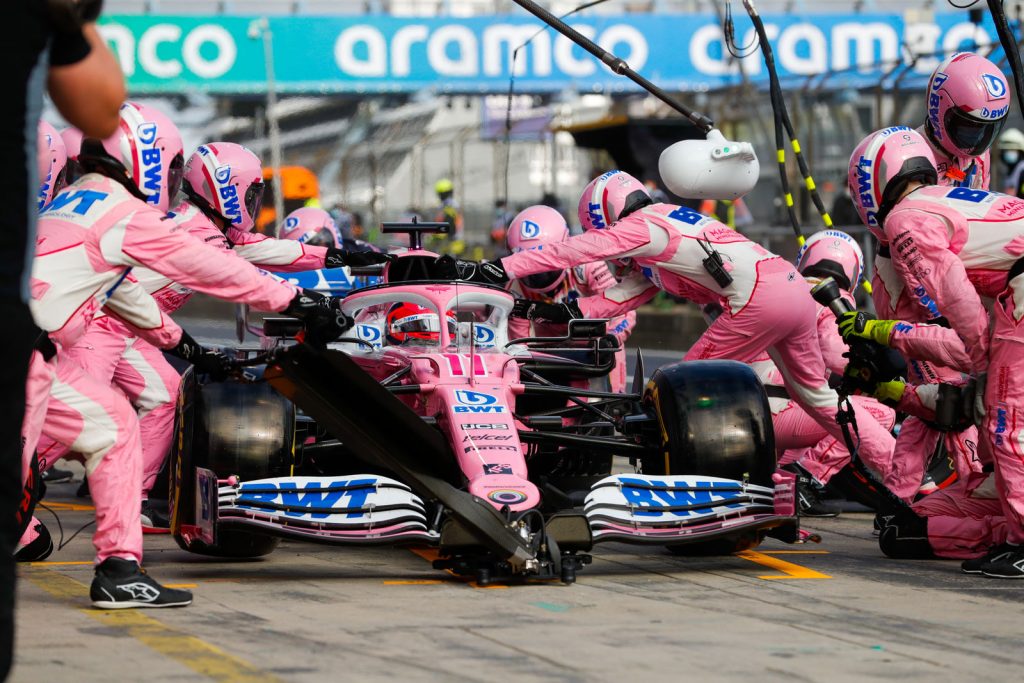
[169,222,799,584]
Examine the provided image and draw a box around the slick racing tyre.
[170,369,292,558]
[642,360,775,556]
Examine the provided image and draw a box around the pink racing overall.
[37,200,327,500]
[508,261,636,392]
[884,183,1024,543]
[25,175,298,563]
[500,203,896,470]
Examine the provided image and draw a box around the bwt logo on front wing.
[453,390,507,413]
[236,479,376,519]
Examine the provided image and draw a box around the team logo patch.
[214,165,232,183]
[982,73,1007,99]
[520,220,541,239]
[136,122,157,145]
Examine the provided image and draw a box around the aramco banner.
[99,13,1005,94]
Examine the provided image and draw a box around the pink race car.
[169,223,800,584]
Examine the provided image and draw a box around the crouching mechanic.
[18,103,350,607]
[755,231,897,515]
[438,170,895,470]
[504,205,635,392]
[35,139,389,531]
[849,125,1024,576]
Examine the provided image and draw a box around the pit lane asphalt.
[14,481,1023,683]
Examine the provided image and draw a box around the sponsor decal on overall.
[912,285,942,319]
[236,478,377,519]
[42,190,108,216]
[462,434,513,442]
[995,407,1008,446]
[483,463,514,475]
[617,478,745,517]
[453,390,506,413]
[460,423,508,430]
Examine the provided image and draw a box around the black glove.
[168,331,232,381]
[283,290,351,345]
[435,255,509,285]
[510,299,579,323]
[325,248,394,269]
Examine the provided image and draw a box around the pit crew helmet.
[506,205,570,294]
[848,126,938,239]
[37,120,67,209]
[77,101,184,213]
[279,207,340,247]
[385,302,457,346]
[998,128,1024,167]
[925,52,1010,158]
[60,127,84,184]
[578,170,652,232]
[796,230,864,292]
[183,142,265,232]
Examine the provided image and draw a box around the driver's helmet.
[60,127,84,184]
[77,101,184,213]
[796,230,864,292]
[506,205,569,294]
[182,142,264,232]
[280,207,341,247]
[386,302,456,346]
[37,120,67,209]
[925,52,1010,159]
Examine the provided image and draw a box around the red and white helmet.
[506,205,569,294]
[577,170,652,232]
[796,230,864,292]
[385,302,456,346]
[78,101,184,212]
[37,120,67,209]
[60,127,84,184]
[848,126,938,239]
[925,52,1010,158]
[279,207,340,247]
[183,142,264,232]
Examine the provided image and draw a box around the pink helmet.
[183,142,264,232]
[848,126,937,239]
[506,205,570,294]
[925,52,1010,158]
[37,120,67,209]
[59,127,84,184]
[78,101,184,212]
[796,230,864,292]
[279,207,340,247]
[577,170,652,232]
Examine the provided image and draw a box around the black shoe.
[873,512,895,537]
[783,464,839,518]
[90,558,192,609]
[76,476,90,499]
[14,523,53,562]
[878,510,933,559]
[980,545,1024,579]
[961,543,1020,574]
[41,466,73,483]
[141,499,170,534]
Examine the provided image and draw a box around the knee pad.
[878,510,934,560]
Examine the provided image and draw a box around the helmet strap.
[183,181,230,233]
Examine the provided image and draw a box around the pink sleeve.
[102,277,183,348]
[885,211,989,373]
[119,211,298,313]
[576,270,659,319]
[228,230,328,272]
[816,305,849,376]
[889,322,971,373]
[582,262,635,343]
[500,217,655,278]
[896,383,938,422]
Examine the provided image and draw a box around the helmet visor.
[390,313,454,345]
[521,270,563,292]
[245,181,265,220]
[300,227,339,248]
[944,108,1006,156]
[167,153,184,202]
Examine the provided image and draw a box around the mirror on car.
[263,317,304,339]
[567,319,607,340]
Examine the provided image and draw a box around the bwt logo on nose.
[454,390,506,413]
